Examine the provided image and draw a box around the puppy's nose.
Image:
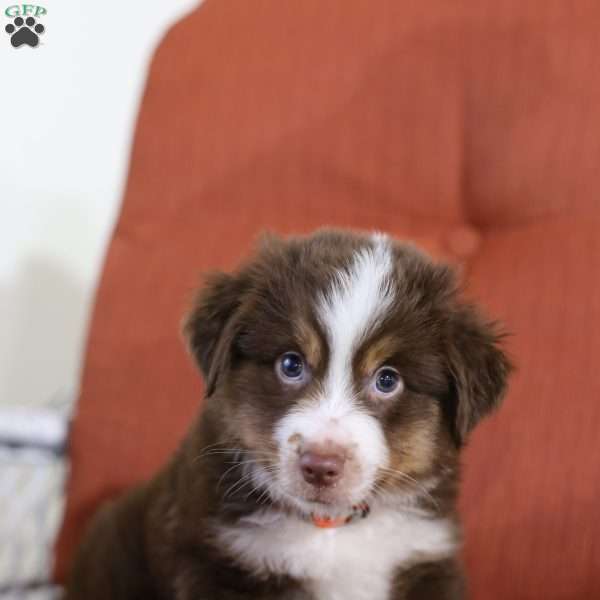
[300,451,345,487]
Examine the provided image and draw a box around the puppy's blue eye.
[374,367,403,396]
[278,352,305,381]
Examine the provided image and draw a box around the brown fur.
[67,229,511,600]
[295,320,323,368]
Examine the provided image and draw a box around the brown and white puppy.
[67,229,511,600]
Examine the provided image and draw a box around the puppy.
[67,229,511,600]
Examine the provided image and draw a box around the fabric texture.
[55,1,600,596]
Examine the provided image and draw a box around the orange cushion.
[461,216,600,599]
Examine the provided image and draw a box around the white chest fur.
[215,508,458,600]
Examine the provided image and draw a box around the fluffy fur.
[67,229,511,600]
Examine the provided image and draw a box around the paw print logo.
[5,16,45,48]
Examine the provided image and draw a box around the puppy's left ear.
[446,305,512,445]
[183,271,248,397]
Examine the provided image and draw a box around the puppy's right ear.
[183,272,247,396]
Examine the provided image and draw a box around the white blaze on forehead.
[273,234,397,503]
[318,233,395,409]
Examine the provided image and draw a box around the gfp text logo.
[4,4,47,48]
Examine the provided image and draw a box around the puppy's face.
[185,230,510,518]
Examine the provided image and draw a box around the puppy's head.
[184,230,511,517]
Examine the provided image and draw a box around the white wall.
[0,0,199,408]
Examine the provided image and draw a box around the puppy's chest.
[216,509,457,600]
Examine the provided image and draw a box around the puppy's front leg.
[173,556,309,600]
[393,560,466,600]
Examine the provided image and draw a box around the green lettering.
[22,4,35,16]
[35,6,47,17]
[5,5,20,17]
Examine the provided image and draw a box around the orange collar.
[310,502,370,529]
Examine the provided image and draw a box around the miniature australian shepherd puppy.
[68,229,511,600]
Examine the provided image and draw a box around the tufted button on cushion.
[444,225,482,261]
